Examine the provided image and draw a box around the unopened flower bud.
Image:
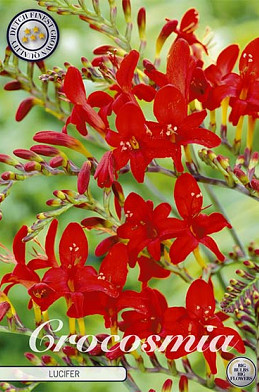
[30,145,60,157]
[0,154,20,166]
[233,167,249,185]
[179,375,188,392]
[162,379,173,392]
[41,355,58,365]
[77,161,91,194]
[122,0,131,22]
[25,352,42,365]
[13,149,44,162]
[49,155,66,168]
[24,161,42,172]
[137,8,146,40]
[4,80,22,90]
[33,131,92,158]
[15,97,40,121]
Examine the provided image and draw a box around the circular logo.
[7,9,59,61]
[226,357,256,387]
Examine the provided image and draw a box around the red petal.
[217,44,239,75]
[203,349,217,374]
[45,219,58,267]
[138,256,170,283]
[69,106,88,136]
[147,239,161,261]
[59,223,88,268]
[239,37,259,77]
[100,243,128,288]
[115,102,145,137]
[169,232,198,264]
[63,66,87,106]
[166,38,191,98]
[13,226,27,265]
[179,127,221,148]
[180,8,199,33]
[95,236,119,257]
[123,192,148,222]
[144,60,168,87]
[200,236,225,261]
[116,50,139,91]
[132,84,156,102]
[130,150,150,183]
[87,91,113,107]
[181,110,207,128]
[192,212,231,238]
[154,85,187,125]
[186,279,215,318]
[28,283,60,311]
[174,173,203,218]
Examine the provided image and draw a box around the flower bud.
[81,217,108,229]
[179,376,188,392]
[24,161,42,172]
[13,149,44,162]
[15,97,40,121]
[162,379,173,392]
[30,145,60,157]
[25,352,42,365]
[49,155,66,168]
[77,161,91,194]
[63,346,78,357]
[233,167,249,185]
[137,8,146,40]
[4,80,22,91]
[122,0,131,23]
[0,154,20,166]
[41,355,58,365]
[215,378,231,390]
[33,131,92,158]
[0,302,10,322]
[156,20,178,58]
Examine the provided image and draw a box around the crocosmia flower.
[169,173,231,264]
[162,279,245,374]
[148,85,221,171]
[63,66,105,135]
[117,192,185,262]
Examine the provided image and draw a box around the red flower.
[67,243,128,327]
[137,255,170,287]
[94,151,117,188]
[118,287,168,339]
[117,192,185,262]
[156,9,208,61]
[219,38,259,125]
[162,279,245,374]
[34,222,118,317]
[63,66,105,135]
[1,222,60,311]
[202,44,240,110]
[148,85,220,171]
[88,50,155,121]
[169,173,231,264]
[111,50,156,112]
[1,226,40,294]
[106,102,164,182]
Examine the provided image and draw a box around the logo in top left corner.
[7,9,59,61]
